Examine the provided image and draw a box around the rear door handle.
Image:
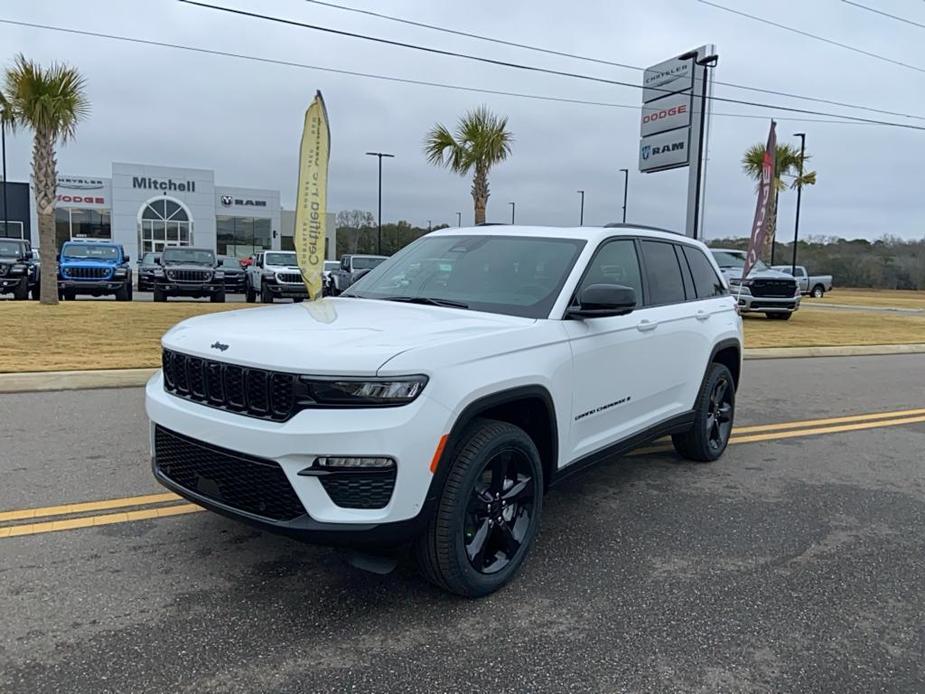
[695,310,710,321]
[636,319,657,332]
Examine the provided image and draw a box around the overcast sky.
[2,0,923,240]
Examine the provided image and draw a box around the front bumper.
[154,281,224,295]
[0,276,27,291]
[145,370,452,544]
[58,279,126,291]
[223,275,246,292]
[736,293,801,313]
[265,281,309,298]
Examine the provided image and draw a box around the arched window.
[138,197,192,253]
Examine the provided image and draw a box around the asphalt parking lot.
[1,354,924,692]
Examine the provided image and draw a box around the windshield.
[141,252,159,264]
[264,252,297,266]
[711,250,769,272]
[0,240,26,257]
[345,234,587,318]
[62,244,119,260]
[218,255,241,268]
[324,261,339,271]
[353,256,387,270]
[162,248,215,266]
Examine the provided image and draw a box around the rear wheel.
[415,419,543,597]
[811,285,825,299]
[672,363,735,462]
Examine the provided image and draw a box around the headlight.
[114,268,127,278]
[213,271,225,279]
[9,263,26,275]
[263,271,276,279]
[153,268,164,277]
[301,376,427,406]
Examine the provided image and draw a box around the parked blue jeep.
[58,240,133,301]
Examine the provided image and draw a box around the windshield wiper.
[379,296,469,309]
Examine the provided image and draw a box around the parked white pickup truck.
[771,265,833,298]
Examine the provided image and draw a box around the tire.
[260,284,273,303]
[115,281,131,301]
[672,362,736,463]
[415,418,544,597]
[245,284,256,303]
[210,289,226,303]
[293,297,304,303]
[30,285,40,301]
[153,286,167,302]
[764,312,792,320]
[62,289,76,301]
[811,285,825,299]
[12,277,29,300]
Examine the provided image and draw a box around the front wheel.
[260,284,273,303]
[245,285,256,303]
[12,277,29,300]
[811,285,825,299]
[115,282,131,301]
[30,285,40,300]
[415,418,543,597]
[153,286,167,302]
[672,362,735,462]
[210,289,226,303]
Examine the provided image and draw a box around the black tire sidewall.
[697,363,735,459]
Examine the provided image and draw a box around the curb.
[2,344,924,394]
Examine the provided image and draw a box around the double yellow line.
[2,407,924,540]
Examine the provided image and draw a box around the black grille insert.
[751,279,796,298]
[66,266,110,280]
[319,471,397,509]
[154,425,306,521]
[166,268,211,282]
[162,349,304,421]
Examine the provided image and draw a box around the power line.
[841,0,925,30]
[0,17,868,127]
[177,0,925,131]
[304,0,925,122]
[697,0,925,74]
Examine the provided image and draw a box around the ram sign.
[639,129,690,173]
[640,91,691,138]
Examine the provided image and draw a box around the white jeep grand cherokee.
[146,225,743,596]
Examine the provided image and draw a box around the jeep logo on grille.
[210,341,229,352]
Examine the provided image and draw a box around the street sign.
[639,128,690,173]
[640,91,691,138]
[642,56,694,104]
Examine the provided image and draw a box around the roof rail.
[475,222,509,226]
[602,222,685,235]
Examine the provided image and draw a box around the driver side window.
[577,239,643,304]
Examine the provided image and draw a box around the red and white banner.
[743,121,776,280]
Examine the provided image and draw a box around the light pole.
[791,132,806,277]
[456,211,461,227]
[1,120,8,239]
[619,168,629,223]
[577,190,585,226]
[508,201,515,224]
[427,219,432,232]
[679,51,718,240]
[365,151,394,255]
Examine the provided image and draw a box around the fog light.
[299,456,396,475]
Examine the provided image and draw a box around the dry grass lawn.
[1,299,923,372]
[812,288,925,310]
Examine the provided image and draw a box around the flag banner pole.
[742,120,777,282]
[295,90,330,301]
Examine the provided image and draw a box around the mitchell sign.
[132,177,196,193]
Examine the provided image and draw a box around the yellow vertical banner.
[294,91,330,301]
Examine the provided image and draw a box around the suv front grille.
[751,279,796,298]
[162,349,303,421]
[276,272,302,284]
[166,268,212,282]
[65,266,110,280]
[154,425,306,521]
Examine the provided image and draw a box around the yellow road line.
[730,414,925,444]
[0,503,202,538]
[0,491,181,523]
[732,407,925,435]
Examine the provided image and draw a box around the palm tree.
[3,54,89,304]
[742,142,817,256]
[425,106,513,225]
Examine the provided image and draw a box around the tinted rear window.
[641,240,685,305]
[683,246,727,298]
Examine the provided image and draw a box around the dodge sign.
[640,91,691,138]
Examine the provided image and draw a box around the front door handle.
[636,319,657,332]
[695,310,710,321]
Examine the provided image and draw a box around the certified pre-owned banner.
[294,91,330,301]
[743,120,777,280]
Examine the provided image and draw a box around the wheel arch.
[709,338,742,391]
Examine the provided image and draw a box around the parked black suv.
[153,247,225,302]
[137,252,161,292]
[0,238,40,300]
[217,255,247,294]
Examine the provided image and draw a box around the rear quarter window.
[640,240,686,305]
[682,246,727,298]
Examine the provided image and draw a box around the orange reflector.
[429,434,449,474]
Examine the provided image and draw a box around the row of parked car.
[0,237,389,302]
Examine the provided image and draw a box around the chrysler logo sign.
[58,176,105,190]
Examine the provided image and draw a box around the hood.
[60,257,121,267]
[265,264,302,272]
[719,266,795,281]
[162,298,534,375]
[162,262,214,271]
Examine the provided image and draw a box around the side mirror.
[23,250,34,261]
[124,254,130,263]
[56,253,61,263]
[566,284,636,319]
[154,257,161,265]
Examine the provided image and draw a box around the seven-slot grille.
[162,349,299,421]
[154,425,306,521]
[750,279,797,298]
[65,266,110,280]
[276,271,302,284]
[166,268,212,282]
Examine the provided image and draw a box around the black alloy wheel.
[705,374,734,455]
[464,449,537,575]
[672,362,736,462]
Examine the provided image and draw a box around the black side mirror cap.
[154,257,161,265]
[566,284,637,319]
[123,254,130,263]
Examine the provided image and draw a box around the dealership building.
[0,161,334,260]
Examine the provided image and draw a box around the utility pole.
[509,201,515,224]
[365,151,394,255]
[791,132,806,277]
[577,190,585,226]
[1,122,8,239]
[619,168,629,223]
[455,211,461,227]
